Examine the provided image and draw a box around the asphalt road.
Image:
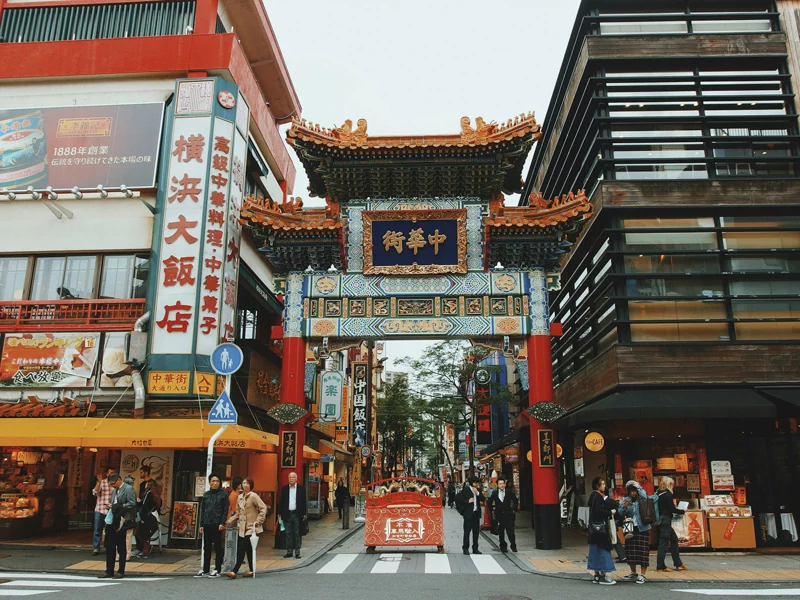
[3,563,800,599]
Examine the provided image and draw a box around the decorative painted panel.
[305,316,527,338]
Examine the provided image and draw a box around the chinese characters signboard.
[319,371,343,423]
[149,79,248,395]
[147,371,190,395]
[475,384,492,446]
[0,332,100,387]
[351,362,368,447]
[281,430,297,469]
[0,104,163,190]
[538,429,555,467]
[384,517,425,543]
[152,114,211,356]
[362,209,467,275]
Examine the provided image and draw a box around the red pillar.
[278,336,306,488]
[527,333,561,549]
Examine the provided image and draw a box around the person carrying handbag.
[587,476,617,585]
[655,476,688,573]
[619,480,652,584]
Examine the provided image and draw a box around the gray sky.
[263,0,583,368]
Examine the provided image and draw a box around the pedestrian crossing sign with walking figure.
[208,390,238,424]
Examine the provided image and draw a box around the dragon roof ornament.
[287,112,541,150]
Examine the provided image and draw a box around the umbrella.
[249,532,259,578]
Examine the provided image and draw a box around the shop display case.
[0,492,39,540]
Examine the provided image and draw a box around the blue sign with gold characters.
[362,209,467,275]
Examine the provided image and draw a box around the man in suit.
[278,472,307,559]
[488,476,518,552]
[99,473,136,579]
[455,475,484,555]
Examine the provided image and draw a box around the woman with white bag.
[223,477,267,579]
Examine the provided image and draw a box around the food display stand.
[364,477,444,553]
[704,495,756,550]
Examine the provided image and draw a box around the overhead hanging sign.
[319,371,344,423]
[0,103,163,191]
[361,209,467,275]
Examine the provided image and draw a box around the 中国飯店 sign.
[361,209,467,275]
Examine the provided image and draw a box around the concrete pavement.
[479,509,800,583]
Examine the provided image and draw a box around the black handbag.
[589,520,608,536]
[490,516,499,535]
[300,516,309,537]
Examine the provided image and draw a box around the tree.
[376,375,423,478]
[398,340,516,472]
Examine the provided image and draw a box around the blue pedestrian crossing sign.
[211,343,243,376]
[208,390,238,425]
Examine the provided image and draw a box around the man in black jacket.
[99,473,136,579]
[455,476,484,555]
[278,472,307,559]
[196,473,228,577]
[334,479,349,519]
[487,477,518,552]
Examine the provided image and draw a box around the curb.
[0,523,364,578]
[479,530,800,584]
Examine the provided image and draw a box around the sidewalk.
[481,510,800,583]
[0,511,361,576]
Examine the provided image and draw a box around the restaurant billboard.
[0,103,164,191]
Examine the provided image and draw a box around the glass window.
[626,277,724,297]
[101,255,149,299]
[629,299,727,320]
[631,322,729,341]
[600,21,688,35]
[0,257,28,301]
[729,279,800,296]
[732,300,800,340]
[31,256,96,300]
[615,163,707,181]
[691,19,772,33]
[727,255,800,273]
[609,102,699,118]
[611,126,703,139]
[31,257,66,300]
[612,143,705,159]
[624,254,720,274]
[723,229,800,250]
[62,256,96,299]
[623,218,717,251]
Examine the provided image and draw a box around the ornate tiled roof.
[286,113,542,199]
[485,190,593,230]
[240,196,344,273]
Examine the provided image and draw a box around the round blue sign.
[361,445,372,458]
[210,343,243,376]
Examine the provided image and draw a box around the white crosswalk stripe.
[312,552,515,575]
[424,554,451,574]
[0,572,168,597]
[316,553,359,574]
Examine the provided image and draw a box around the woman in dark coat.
[587,476,618,585]
[656,476,688,573]
[335,479,349,520]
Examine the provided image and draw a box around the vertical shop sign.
[320,371,344,423]
[697,447,712,497]
[218,124,247,343]
[195,117,234,356]
[351,362,368,447]
[152,107,212,355]
[538,429,555,467]
[475,384,492,445]
[281,431,297,468]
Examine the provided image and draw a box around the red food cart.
[364,477,444,553]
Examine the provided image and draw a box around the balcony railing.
[0,1,195,44]
[0,299,146,332]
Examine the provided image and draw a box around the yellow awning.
[303,445,321,460]
[0,418,277,452]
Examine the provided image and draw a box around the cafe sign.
[585,431,605,452]
[362,209,467,275]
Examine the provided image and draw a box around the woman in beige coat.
[223,477,267,579]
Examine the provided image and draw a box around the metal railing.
[0,1,195,43]
[0,298,146,331]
